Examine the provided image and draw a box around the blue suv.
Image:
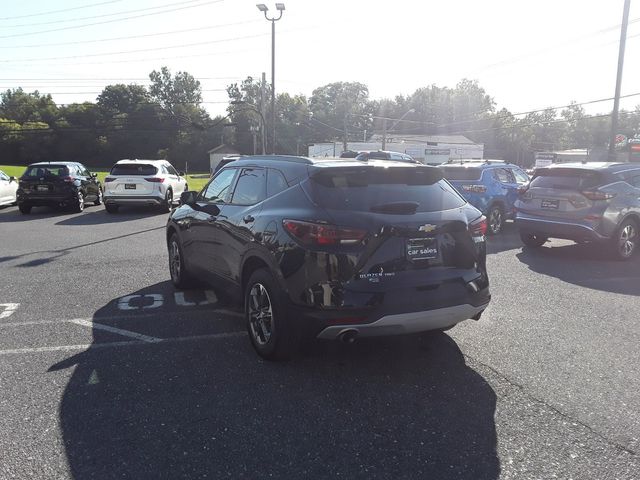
[439,160,530,234]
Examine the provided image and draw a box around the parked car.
[355,150,419,163]
[166,155,491,360]
[439,160,530,235]
[16,162,102,214]
[0,170,19,207]
[103,159,188,213]
[515,162,640,260]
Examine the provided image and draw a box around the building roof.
[368,134,477,145]
[208,144,241,155]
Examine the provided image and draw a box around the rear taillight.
[581,190,615,201]
[62,176,75,183]
[470,216,487,237]
[145,177,165,183]
[104,177,115,183]
[462,184,487,193]
[518,185,529,195]
[283,219,367,246]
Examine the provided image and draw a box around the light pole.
[608,0,631,160]
[382,108,415,150]
[257,3,285,154]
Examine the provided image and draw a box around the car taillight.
[62,176,75,183]
[104,177,116,182]
[462,184,487,193]
[283,219,367,246]
[470,216,487,237]
[581,190,615,201]
[518,185,529,195]
[145,177,165,183]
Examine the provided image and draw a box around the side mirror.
[9,176,16,183]
[178,171,185,176]
[91,173,98,178]
[180,190,198,206]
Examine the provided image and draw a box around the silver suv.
[104,159,187,213]
[515,162,640,260]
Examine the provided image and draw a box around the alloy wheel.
[619,223,637,258]
[489,208,502,234]
[77,192,84,212]
[248,283,273,346]
[169,240,181,282]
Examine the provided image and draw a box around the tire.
[487,205,504,235]
[94,187,103,206]
[168,233,198,289]
[18,203,32,214]
[611,218,638,261]
[73,191,85,213]
[161,189,173,213]
[245,268,298,361]
[520,231,548,248]
[105,203,119,214]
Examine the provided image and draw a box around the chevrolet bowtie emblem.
[418,224,436,233]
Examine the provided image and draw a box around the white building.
[308,134,483,165]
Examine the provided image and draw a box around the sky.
[0,0,639,123]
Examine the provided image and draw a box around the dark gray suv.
[515,162,640,260]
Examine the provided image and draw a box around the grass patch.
[0,165,210,192]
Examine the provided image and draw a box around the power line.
[0,1,123,21]
[0,0,223,39]
[0,20,260,49]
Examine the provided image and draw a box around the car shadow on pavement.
[0,205,75,222]
[55,207,168,226]
[485,223,523,255]
[49,285,500,480]
[516,243,640,295]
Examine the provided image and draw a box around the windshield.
[110,164,158,176]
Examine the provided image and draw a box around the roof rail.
[240,155,313,165]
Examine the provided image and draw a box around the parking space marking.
[117,294,163,311]
[0,303,19,319]
[174,290,218,307]
[0,331,246,356]
[68,318,161,343]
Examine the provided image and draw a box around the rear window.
[355,152,389,161]
[439,167,482,181]
[530,169,603,190]
[23,165,70,177]
[306,167,466,213]
[110,164,158,176]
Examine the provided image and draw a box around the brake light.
[145,178,165,183]
[104,177,116,183]
[462,184,487,193]
[283,219,367,246]
[470,216,487,237]
[581,190,615,201]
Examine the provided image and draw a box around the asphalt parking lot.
[1,204,639,479]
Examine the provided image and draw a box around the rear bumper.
[104,194,164,206]
[316,302,489,339]
[516,213,609,242]
[17,193,76,205]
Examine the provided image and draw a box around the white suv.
[103,159,188,213]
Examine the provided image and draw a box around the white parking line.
[0,303,20,319]
[68,318,161,343]
[0,331,247,356]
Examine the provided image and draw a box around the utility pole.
[260,72,267,154]
[609,0,631,160]
[381,118,387,150]
[343,113,348,152]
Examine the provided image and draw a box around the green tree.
[149,66,202,113]
[0,89,59,125]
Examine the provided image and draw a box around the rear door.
[108,163,158,197]
[165,163,186,195]
[20,164,71,197]
[302,165,483,292]
[521,168,605,220]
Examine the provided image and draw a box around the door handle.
[243,215,255,224]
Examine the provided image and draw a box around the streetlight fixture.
[256,3,285,154]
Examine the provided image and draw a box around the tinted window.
[494,168,514,183]
[439,167,482,181]
[267,169,289,198]
[166,164,179,176]
[355,152,389,161]
[201,168,237,203]
[531,169,603,190]
[231,168,266,205]
[78,166,91,177]
[306,166,465,213]
[23,165,70,178]
[110,164,158,176]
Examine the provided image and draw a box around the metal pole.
[609,0,631,160]
[261,72,267,154]
[271,19,276,154]
[381,118,387,150]
[343,113,348,152]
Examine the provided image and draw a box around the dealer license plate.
[37,185,48,192]
[406,238,438,261]
[125,184,136,190]
[541,199,559,209]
